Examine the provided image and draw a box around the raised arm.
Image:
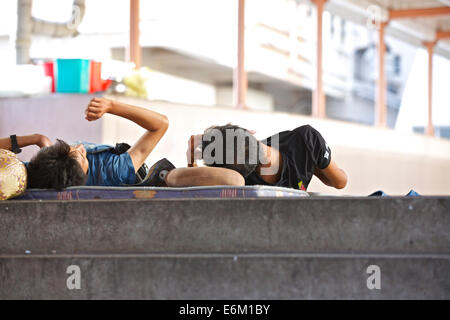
[85,97,169,172]
[0,134,52,151]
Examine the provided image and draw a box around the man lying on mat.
[186,124,348,191]
[0,98,244,190]
[0,99,346,191]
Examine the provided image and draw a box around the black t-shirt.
[245,125,331,191]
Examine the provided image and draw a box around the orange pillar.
[376,22,387,127]
[424,42,435,136]
[312,0,326,118]
[128,0,141,69]
[234,0,247,109]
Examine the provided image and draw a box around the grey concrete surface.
[1,197,449,255]
[0,255,449,299]
[1,197,449,299]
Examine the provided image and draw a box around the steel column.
[128,0,141,69]
[425,42,435,136]
[312,0,326,118]
[234,0,247,109]
[376,22,387,127]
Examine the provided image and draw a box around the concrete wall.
[215,86,274,112]
[1,94,450,196]
[1,197,449,299]
[0,94,102,162]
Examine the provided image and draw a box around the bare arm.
[0,134,52,151]
[85,98,169,172]
[314,159,348,189]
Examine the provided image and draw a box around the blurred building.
[0,0,431,128]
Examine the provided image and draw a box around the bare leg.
[165,167,245,187]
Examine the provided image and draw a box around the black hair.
[202,124,266,177]
[27,139,87,190]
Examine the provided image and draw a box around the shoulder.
[264,125,323,147]
[85,143,113,152]
[293,125,326,143]
[293,125,319,136]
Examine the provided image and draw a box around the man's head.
[27,140,88,190]
[201,124,266,177]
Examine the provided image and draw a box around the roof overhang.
[325,0,450,59]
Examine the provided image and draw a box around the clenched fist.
[85,97,113,121]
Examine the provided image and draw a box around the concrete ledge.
[1,255,449,299]
[1,197,449,255]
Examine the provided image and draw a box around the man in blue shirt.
[6,97,168,189]
[75,142,137,186]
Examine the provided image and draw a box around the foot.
[135,158,176,187]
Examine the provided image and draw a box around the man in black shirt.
[189,124,347,191]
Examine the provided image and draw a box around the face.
[70,144,89,174]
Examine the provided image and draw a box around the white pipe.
[32,0,86,37]
[16,0,86,64]
[16,0,33,64]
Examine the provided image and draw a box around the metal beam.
[375,22,387,127]
[436,30,450,40]
[234,0,247,109]
[128,0,141,69]
[389,7,450,20]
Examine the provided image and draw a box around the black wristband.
[10,135,22,154]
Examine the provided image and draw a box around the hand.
[186,134,203,167]
[85,97,113,121]
[34,134,52,148]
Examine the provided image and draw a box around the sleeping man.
[187,123,348,191]
[0,98,244,190]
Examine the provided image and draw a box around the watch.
[10,135,22,154]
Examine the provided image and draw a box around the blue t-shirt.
[78,142,136,186]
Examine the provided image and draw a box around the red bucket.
[43,61,55,93]
[90,61,102,93]
[89,61,113,93]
